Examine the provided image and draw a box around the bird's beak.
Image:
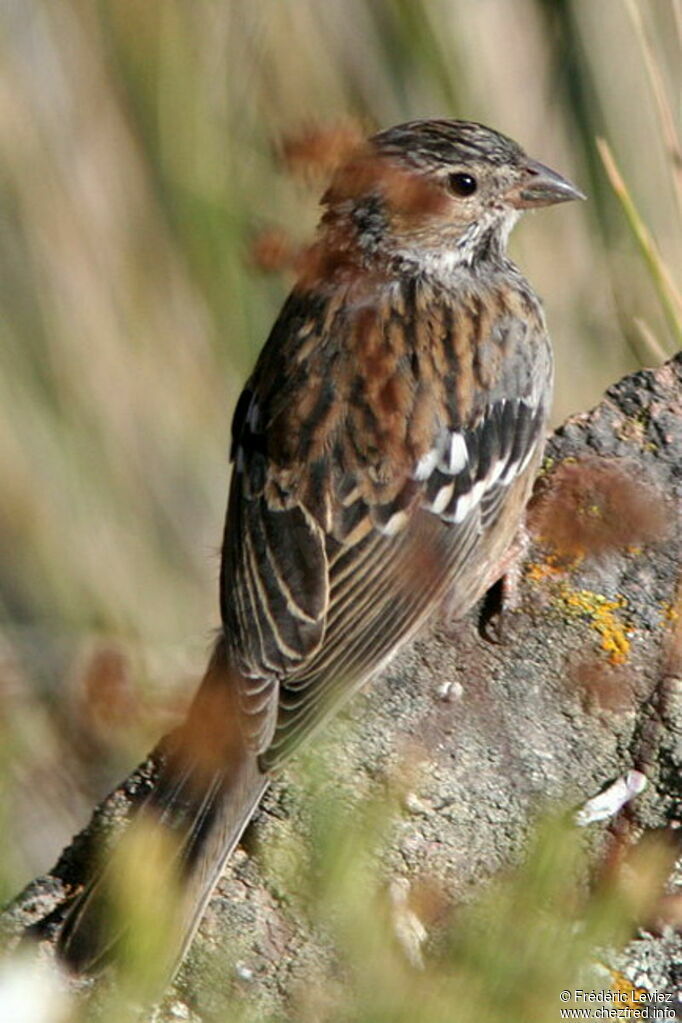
[507,158,586,209]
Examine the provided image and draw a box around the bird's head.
[316,119,584,276]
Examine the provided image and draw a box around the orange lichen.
[525,547,584,584]
[662,600,679,623]
[525,560,556,585]
[609,970,649,1009]
[525,555,569,586]
[557,586,632,665]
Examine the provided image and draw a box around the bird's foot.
[477,522,530,643]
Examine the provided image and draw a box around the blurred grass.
[68,769,668,1023]
[0,0,680,1013]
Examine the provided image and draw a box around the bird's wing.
[222,280,551,767]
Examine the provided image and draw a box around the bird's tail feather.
[57,641,268,979]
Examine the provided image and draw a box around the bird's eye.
[448,172,477,197]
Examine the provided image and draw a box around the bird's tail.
[57,640,268,978]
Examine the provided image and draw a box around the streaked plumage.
[225,269,551,767]
[57,119,584,978]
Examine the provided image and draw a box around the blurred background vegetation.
[0,0,679,928]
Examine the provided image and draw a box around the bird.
[57,118,584,978]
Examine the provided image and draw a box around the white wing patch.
[431,483,454,515]
[337,398,544,546]
[446,480,487,524]
[445,432,468,474]
[418,398,543,529]
[379,509,411,537]
[413,448,439,481]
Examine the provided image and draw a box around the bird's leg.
[477,521,530,643]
